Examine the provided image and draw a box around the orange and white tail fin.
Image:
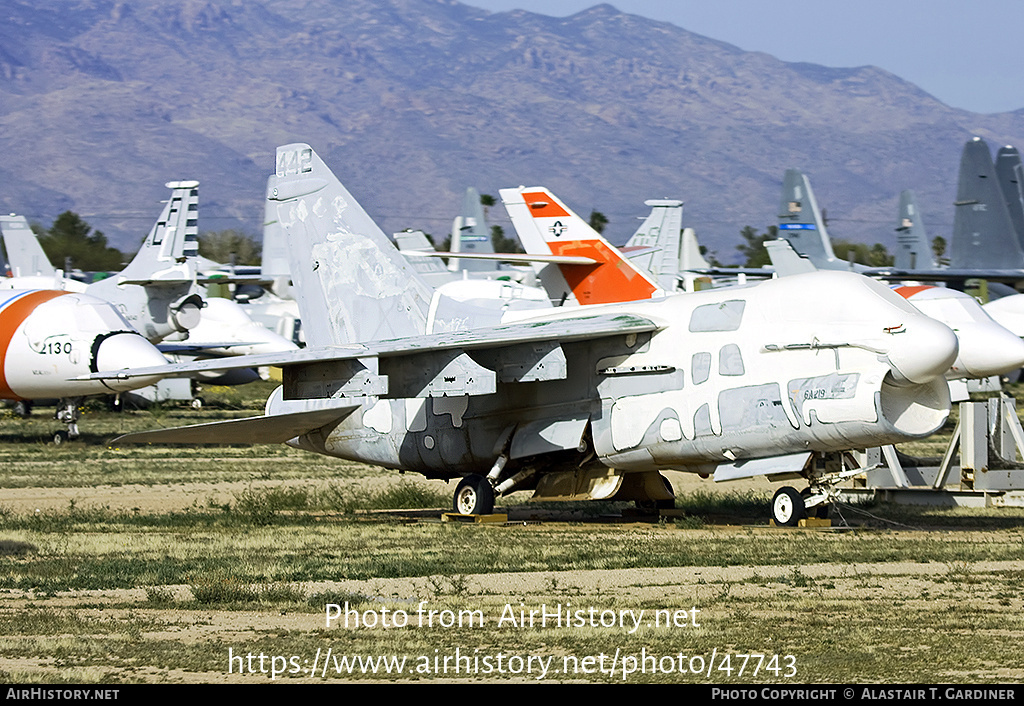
[499,187,663,305]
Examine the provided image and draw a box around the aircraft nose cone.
[954,325,1024,378]
[886,316,959,386]
[94,332,169,391]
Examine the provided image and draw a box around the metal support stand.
[845,397,1024,507]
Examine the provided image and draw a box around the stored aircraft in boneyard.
[95,144,961,526]
[1,182,205,344]
[0,289,169,439]
[777,138,1024,285]
[2,182,296,418]
[506,184,1024,409]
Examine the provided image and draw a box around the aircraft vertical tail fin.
[624,199,684,290]
[118,181,200,281]
[261,193,290,279]
[680,229,709,271]
[448,187,494,273]
[86,181,202,341]
[765,238,817,276]
[894,191,936,270]
[951,137,1024,270]
[0,215,55,278]
[267,144,433,346]
[777,169,839,267]
[500,186,662,305]
[995,144,1024,251]
[394,229,455,285]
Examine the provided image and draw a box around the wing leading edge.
[85,313,661,384]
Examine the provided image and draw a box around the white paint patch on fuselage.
[611,389,692,451]
[405,398,427,432]
[362,399,393,434]
[659,418,683,442]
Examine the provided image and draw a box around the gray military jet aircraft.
[95,144,962,526]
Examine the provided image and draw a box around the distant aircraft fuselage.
[0,289,167,400]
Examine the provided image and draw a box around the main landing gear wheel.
[453,474,495,515]
[772,486,805,527]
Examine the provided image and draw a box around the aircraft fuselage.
[285,271,956,480]
[0,289,167,400]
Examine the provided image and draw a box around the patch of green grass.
[307,590,376,610]
[311,482,450,513]
[1,510,1022,593]
[187,573,306,606]
[232,485,310,525]
[673,489,771,518]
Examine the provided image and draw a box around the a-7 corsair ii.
[96,144,960,525]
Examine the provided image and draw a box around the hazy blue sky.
[468,0,1024,114]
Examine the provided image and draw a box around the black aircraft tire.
[453,474,495,516]
[772,486,805,527]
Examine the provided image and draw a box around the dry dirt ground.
[2,468,1022,684]
[0,469,768,514]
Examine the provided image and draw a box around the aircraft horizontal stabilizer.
[156,341,267,354]
[112,404,359,446]
[403,251,599,266]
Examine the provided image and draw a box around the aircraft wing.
[108,313,660,447]
[117,277,196,287]
[682,266,775,277]
[858,267,1024,284]
[196,274,276,286]
[84,313,662,393]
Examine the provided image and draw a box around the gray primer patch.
[719,384,793,431]
[693,403,714,437]
[718,343,745,376]
[691,352,711,385]
[688,300,745,332]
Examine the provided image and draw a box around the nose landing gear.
[453,474,495,516]
[771,452,859,527]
